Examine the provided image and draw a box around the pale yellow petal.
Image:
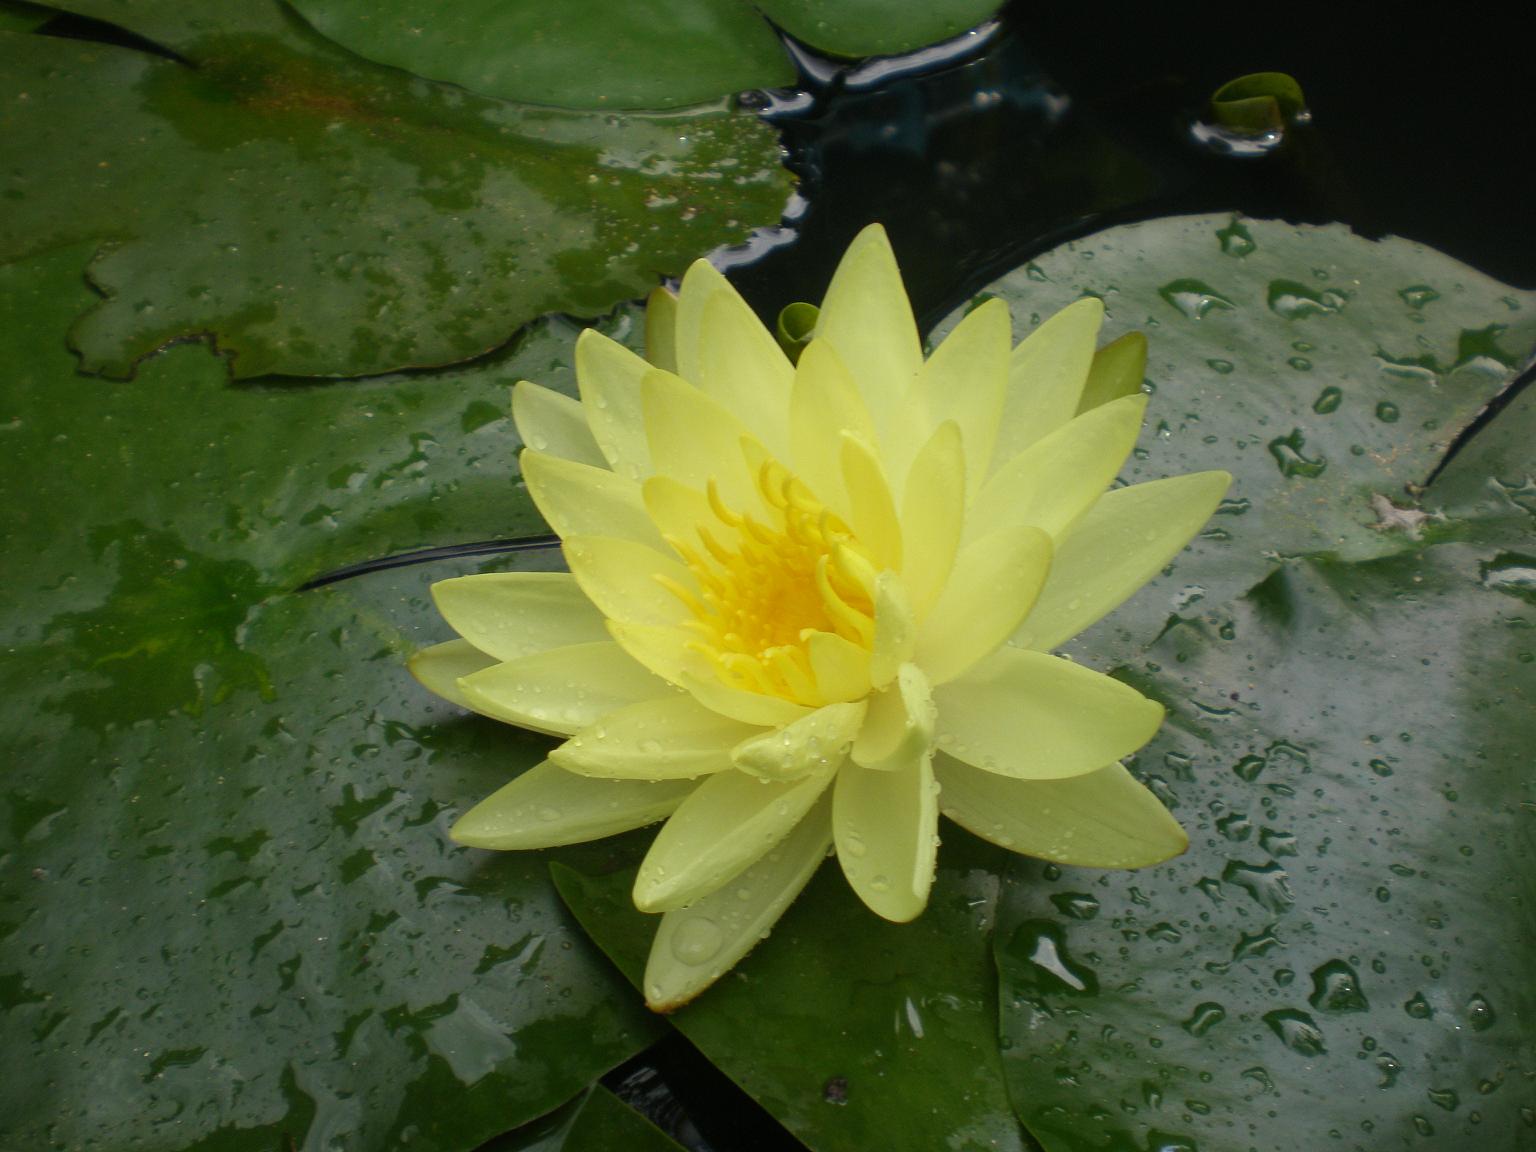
[521,449,665,548]
[641,475,734,551]
[934,755,1187,867]
[641,368,758,513]
[899,420,965,619]
[1078,330,1147,415]
[562,534,694,628]
[698,287,793,457]
[604,620,700,687]
[633,765,836,912]
[993,297,1104,469]
[1012,471,1232,652]
[732,701,865,781]
[912,296,1010,495]
[968,394,1147,545]
[575,329,652,481]
[431,572,608,663]
[551,694,759,780]
[814,223,923,436]
[458,641,673,736]
[840,432,901,571]
[673,258,732,384]
[511,380,606,467]
[915,526,1052,685]
[866,570,915,690]
[645,285,680,374]
[933,647,1163,779]
[407,639,499,713]
[451,760,695,850]
[788,339,874,515]
[833,747,936,922]
[644,794,831,1012]
[850,662,935,772]
[806,630,872,703]
[678,670,814,728]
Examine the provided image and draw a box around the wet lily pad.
[0,248,664,1151]
[0,9,790,379]
[934,214,1536,662]
[753,0,1003,59]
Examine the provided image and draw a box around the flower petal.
[868,570,915,689]
[933,647,1163,779]
[968,393,1147,544]
[562,534,694,629]
[806,630,872,703]
[732,701,865,781]
[788,339,874,516]
[915,526,1051,685]
[851,662,935,772]
[451,760,695,850]
[698,285,793,458]
[521,449,665,548]
[1012,470,1233,652]
[833,745,937,922]
[815,223,923,437]
[993,296,1104,469]
[551,694,758,780]
[575,329,652,481]
[645,285,680,374]
[633,765,836,912]
[673,257,731,384]
[511,380,606,467]
[912,296,1010,495]
[643,793,831,1012]
[458,641,673,736]
[840,432,902,571]
[640,475,732,550]
[407,639,498,712]
[641,368,758,512]
[1078,330,1147,415]
[430,572,608,664]
[899,420,965,620]
[934,754,1187,867]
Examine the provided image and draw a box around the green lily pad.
[554,828,1036,1152]
[483,1086,687,1152]
[993,538,1534,1150]
[0,10,790,379]
[754,0,1004,59]
[1422,381,1536,549]
[289,0,796,111]
[0,248,665,1151]
[934,214,1536,663]
[0,1,49,32]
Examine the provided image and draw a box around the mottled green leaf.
[0,10,790,378]
[290,0,796,111]
[754,0,1003,59]
[482,1086,687,1152]
[0,247,663,1151]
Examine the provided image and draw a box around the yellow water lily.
[410,224,1229,1011]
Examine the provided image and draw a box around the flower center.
[659,458,876,704]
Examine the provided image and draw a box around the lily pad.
[0,248,664,1151]
[0,10,790,379]
[484,1086,687,1152]
[754,0,1004,59]
[554,828,1036,1152]
[934,214,1536,662]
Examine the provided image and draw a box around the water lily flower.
[410,225,1230,1011]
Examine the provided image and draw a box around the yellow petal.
[934,755,1187,867]
[815,223,923,437]
[451,761,695,850]
[1078,330,1147,414]
[840,432,901,571]
[407,639,498,712]
[551,694,759,780]
[915,526,1052,685]
[851,662,935,772]
[933,647,1163,779]
[575,329,652,481]
[732,701,865,780]
[673,258,732,384]
[458,641,673,736]
[1012,470,1232,652]
[868,570,915,689]
[562,534,694,629]
[787,339,872,515]
[633,764,836,912]
[899,420,965,619]
[698,286,793,458]
[430,572,608,663]
[677,669,814,728]
[521,449,664,548]
[645,285,680,374]
[967,394,1147,544]
[833,746,936,922]
[640,475,732,551]
[992,297,1104,469]
[806,630,872,703]
[641,368,758,513]
[643,793,831,1012]
[511,380,605,467]
[913,296,1010,495]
